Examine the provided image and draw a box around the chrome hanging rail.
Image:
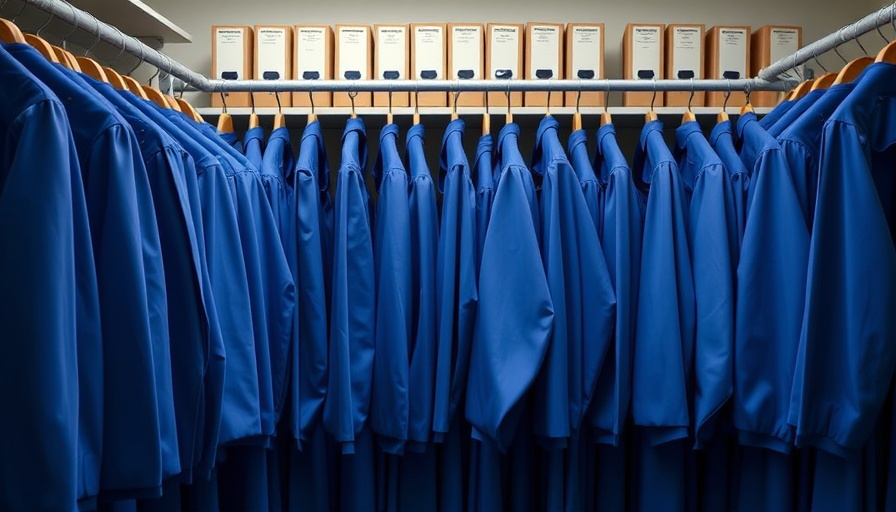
[759,3,896,81]
[11,0,804,93]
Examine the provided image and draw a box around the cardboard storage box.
[293,25,333,108]
[334,24,373,108]
[705,25,751,107]
[623,23,664,107]
[665,24,705,107]
[448,23,485,107]
[212,26,253,108]
[565,23,604,108]
[525,23,564,107]
[752,25,802,106]
[254,25,293,108]
[411,23,448,107]
[486,23,524,107]
[374,24,409,107]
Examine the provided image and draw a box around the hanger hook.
[61,2,79,46]
[109,26,129,68]
[308,90,315,117]
[723,79,732,110]
[11,0,28,23]
[148,64,161,86]
[349,89,357,117]
[575,83,582,114]
[744,82,752,105]
[127,42,145,76]
[505,81,512,115]
[388,87,393,117]
[275,91,282,113]
[833,27,849,64]
[85,12,103,56]
[650,78,657,110]
[877,8,890,43]
[484,83,489,114]
[812,45,828,73]
[604,78,611,110]
[687,78,695,112]
[853,23,869,56]
[220,92,228,114]
[414,86,419,116]
[545,83,552,115]
[36,6,54,37]
[249,90,256,114]
[453,89,461,117]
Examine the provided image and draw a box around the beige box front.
[411,23,448,107]
[525,23,564,107]
[705,26,751,107]
[448,23,485,106]
[486,23,524,107]
[665,24,705,107]
[623,23,665,106]
[211,26,253,108]
[293,25,333,108]
[334,24,373,107]
[565,23,604,108]
[374,24,410,107]
[254,25,293,107]
[752,25,802,106]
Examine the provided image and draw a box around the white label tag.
[571,25,602,80]
[377,26,407,79]
[672,26,701,79]
[215,28,246,80]
[296,28,326,78]
[257,27,288,80]
[717,28,747,79]
[338,26,369,80]
[451,26,482,80]
[489,25,520,79]
[414,26,445,79]
[770,28,801,80]
[630,26,661,79]
[529,25,560,79]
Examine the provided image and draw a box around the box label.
[414,26,445,79]
[770,28,801,80]
[257,27,288,80]
[717,28,747,79]
[338,26,369,80]
[377,26,407,79]
[297,28,326,78]
[451,26,482,79]
[631,25,661,79]
[672,26,701,79]
[215,28,246,80]
[529,25,560,79]
[571,25,602,80]
[489,25,521,79]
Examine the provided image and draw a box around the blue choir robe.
[324,118,377,512]
[758,98,796,129]
[765,89,824,138]
[675,121,739,512]
[734,111,809,512]
[793,62,896,510]
[0,45,83,512]
[243,125,265,170]
[631,120,696,512]
[370,123,413,456]
[398,123,440,511]
[474,133,496,269]
[9,44,168,500]
[709,120,750,251]
[530,116,616,511]
[466,121,554,451]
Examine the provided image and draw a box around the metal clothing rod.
[760,3,896,80]
[18,0,794,93]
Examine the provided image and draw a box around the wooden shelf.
[196,106,771,129]
[68,0,191,43]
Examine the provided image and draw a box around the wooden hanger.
[504,89,513,124]
[600,88,612,126]
[23,34,60,63]
[307,91,317,125]
[717,88,731,124]
[482,91,490,135]
[75,56,109,83]
[176,98,203,122]
[810,72,837,91]
[143,85,171,109]
[740,94,754,115]
[216,92,234,133]
[412,90,420,125]
[681,82,697,124]
[103,66,128,90]
[0,19,26,43]
[875,37,896,63]
[833,56,873,85]
[451,91,460,121]
[349,91,359,120]
[122,75,149,99]
[273,92,286,129]
[571,91,583,131]
[248,92,260,128]
[163,94,182,112]
[52,46,75,70]
[386,90,394,125]
[789,79,814,100]
[645,85,658,122]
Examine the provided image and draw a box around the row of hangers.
[784,15,896,102]
[0,9,203,121]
